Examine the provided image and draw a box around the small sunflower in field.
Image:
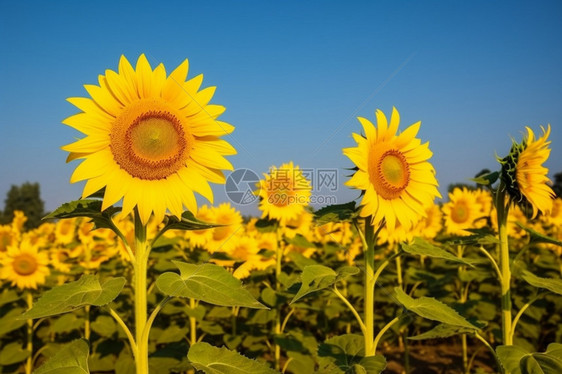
[55,218,77,245]
[414,201,443,240]
[500,125,555,218]
[207,203,243,253]
[0,239,50,289]
[442,188,482,236]
[184,205,215,249]
[542,197,562,227]
[62,54,236,224]
[257,162,312,224]
[0,225,16,253]
[343,107,441,231]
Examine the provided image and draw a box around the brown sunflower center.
[110,100,192,180]
[451,201,470,224]
[13,254,38,276]
[371,149,410,199]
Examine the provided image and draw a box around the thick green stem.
[496,186,512,347]
[25,292,33,374]
[274,226,283,371]
[189,298,197,345]
[364,217,376,357]
[134,209,149,374]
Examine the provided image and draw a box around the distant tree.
[552,171,562,198]
[1,182,45,230]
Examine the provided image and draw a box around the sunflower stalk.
[133,208,150,374]
[364,216,376,356]
[25,291,33,374]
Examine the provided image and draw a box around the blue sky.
[1,0,561,216]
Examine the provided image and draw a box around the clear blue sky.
[1,0,561,216]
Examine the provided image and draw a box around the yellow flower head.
[257,162,312,224]
[0,239,50,289]
[55,217,78,245]
[207,203,243,253]
[343,107,441,231]
[442,187,482,236]
[184,205,215,249]
[414,201,443,240]
[62,54,236,225]
[500,125,555,218]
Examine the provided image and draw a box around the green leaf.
[516,222,562,247]
[401,238,476,267]
[519,270,562,295]
[187,342,279,374]
[21,275,126,319]
[0,288,21,306]
[291,265,336,304]
[393,288,478,329]
[34,339,89,374]
[496,343,562,374]
[314,202,358,224]
[0,307,27,336]
[471,171,499,186]
[286,233,316,248]
[408,323,478,340]
[254,218,279,232]
[318,334,386,374]
[0,342,30,366]
[291,265,359,304]
[156,261,266,309]
[43,199,121,231]
[91,315,117,337]
[162,211,222,231]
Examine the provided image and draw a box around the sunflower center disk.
[451,202,469,224]
[111,103,191,180]
[373,150,410,199]
[13,254,38,276]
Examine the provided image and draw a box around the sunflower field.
[0,54,561,374]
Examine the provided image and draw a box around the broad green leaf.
[91,315,117,337]
[318,334,386,374]
[34,339,89,374]
[21,275,126,319]
[0,307,27,336]
[291,265,336,304]
[291,265,359,304]
[162,211,222,231]
[155,325,189,344]
[516,222,562,246]
[254,218,279,232]
[314,202,358,224]
[51,313,83,334]
[497,344,562,374]
[187,342,279,374]
[519,270,562,295]
[401,238,476,267]
[43,199,121,231]
[408,323,478,340]
[393,288,478,329]
[0,342,30,365]
[156,261,266,309]
[471,171,499,186]
[286,233,316,248]
[0,288,20,306]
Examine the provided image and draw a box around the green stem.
[189,298,197,345]
[364,217,376,357]
[478,245,502,283]
[25,292,33,374]
[496,185,513,346]
[134,209,149,374]
[274,224,283,371]
[474,332,502,371]
[108,306,137,360]
[333,285,366,336]
[373,316,399,354]
[511,292,546,338]
[394,245,403,290]
[142,297,171,346]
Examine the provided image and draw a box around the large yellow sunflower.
[343,107,441,231]
[62,54,236,224]
[0,239,50,289]
[257,161,312,223]
[500,125,554,218]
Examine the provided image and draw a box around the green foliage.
[393,288,479,329]
[401,238,477,266]
[1,182,45,229]
[22,275,126,319]
[408,323,478,340]
[34,339,90,374]
[0,342,30,366]
[291,265,359,304]
[156,261,266,309]
[187,342,279,374]
[317,335,386,374]
[313,202,358,224]
[496,343,562,374]
[44,199,121,231]
[518,270,562,296]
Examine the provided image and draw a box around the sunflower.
[343,107,441,231]
[500,125,554,218]
[257,162,312,223]
[0,239,50,289]
[184,205,215,248]
[442,187,482,236]
[542,197,562,227]
[414,201,443,240]
[55,218,77,245]
[62,54,236,225]
[206,203,243,253]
